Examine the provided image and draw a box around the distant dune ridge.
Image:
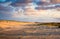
[0,20,60,32]
[0,20,36,28]
[0,20,60,27]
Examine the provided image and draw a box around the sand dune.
[0,20,60,39]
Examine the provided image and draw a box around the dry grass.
[0,20,60,39]
[0,20,35,28]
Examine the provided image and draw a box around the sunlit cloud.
[0,0,60,22]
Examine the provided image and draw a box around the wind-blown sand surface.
[0,20,60,39]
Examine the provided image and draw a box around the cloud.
[0,0,60,22]
[0,2,16,19]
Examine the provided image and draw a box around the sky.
[0,0,60,22]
